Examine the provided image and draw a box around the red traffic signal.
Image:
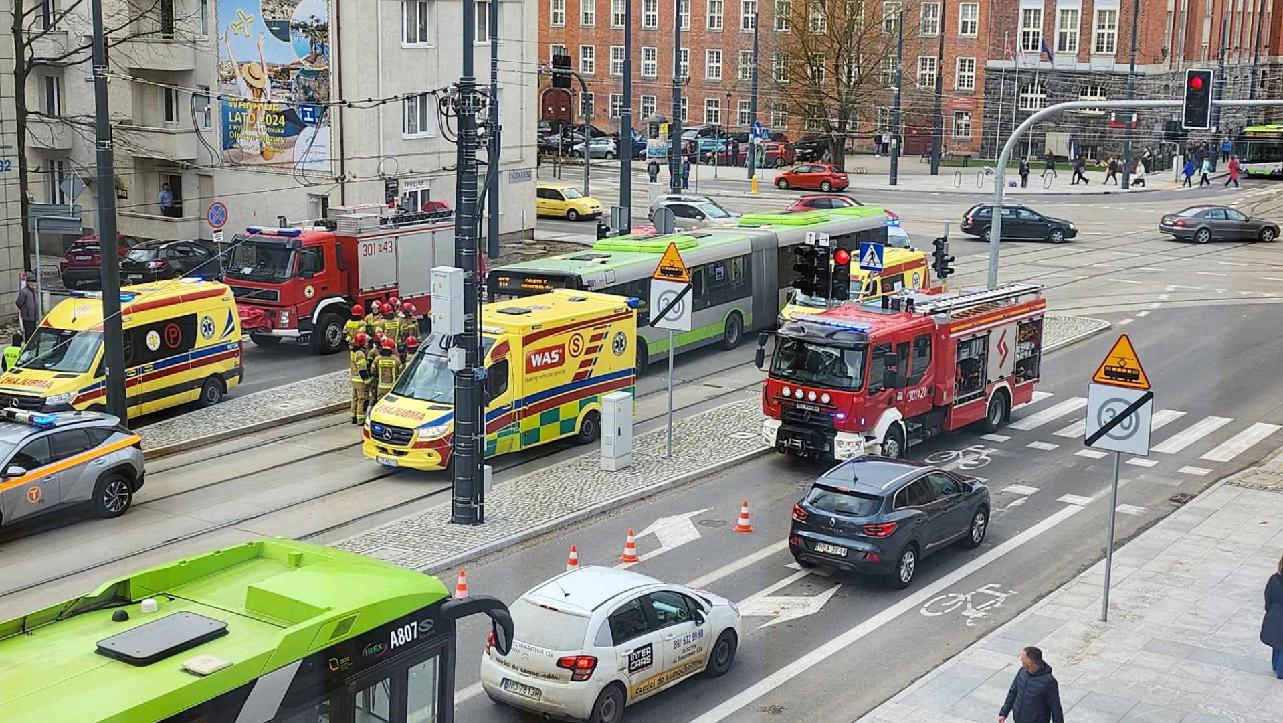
[1188,75,1204,91]
[833,248,851,265]
[1183,68,1213,130]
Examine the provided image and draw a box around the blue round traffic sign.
[206,201,228,229]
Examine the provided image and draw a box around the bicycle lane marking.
[920,583,1019,627]
[684,503,1083,723]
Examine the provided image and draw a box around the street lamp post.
[889,11,904,186]
[929,1,945,175]
[1119,0,1140,189]
[618,0,634,233]
[747,10,760,180]
[670,0,685,192]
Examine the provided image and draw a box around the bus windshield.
[224,237,294,282]
[770,337,865,390]
[18,328,102,373]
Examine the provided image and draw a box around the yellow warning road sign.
[1091,334,1151,390]
[653,241,691,283]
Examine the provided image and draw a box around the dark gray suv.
[789,458,990,589]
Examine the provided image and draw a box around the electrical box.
[431,266,465,336]
[600,391,634,471]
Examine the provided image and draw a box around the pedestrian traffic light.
[931,237,955,280]
[831,247,852,301]
[1182,68,1213,130]
[551,54,572,89]
[792,244,821,296]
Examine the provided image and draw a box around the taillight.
[485,631,496,654]
[146,260,168,269]
[1174,219,1187,227]
[964,215,973,226]
[556,655,598,681]
[792,503,809,522]
[861,521,899,538]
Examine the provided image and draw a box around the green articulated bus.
[1235,124,1283,178]
[0,539,512,723]
[488,205,890,371]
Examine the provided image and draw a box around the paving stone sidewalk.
[859,450,1283,723]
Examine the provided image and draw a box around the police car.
[480,566,742,723]
[0,408,144,527]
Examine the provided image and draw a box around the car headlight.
[46,392,72,406]
[1068,224,1077,230]
[419,424,450,439]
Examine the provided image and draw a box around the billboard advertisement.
[217,0,330,170]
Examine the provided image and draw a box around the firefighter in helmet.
[344,304,365,345]
[401,335,419,365]
[349,332,371,424]
[399,302,418,344]
[363,299,382,332]
[375,303,401,347]
[373,337,402,402]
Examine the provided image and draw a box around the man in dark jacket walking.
[1263,553,1283,679]
[999,646,1064,723]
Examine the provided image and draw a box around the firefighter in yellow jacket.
[373,336,402,402]
[349,332,371,424]
[344,304,365,345]
[398,302,419,342]
[363,299,382,334]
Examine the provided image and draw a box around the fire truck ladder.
[912,283,1043,318]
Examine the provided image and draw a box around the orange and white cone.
[618,529,640,563]
[734,500,754,533]
[454,568,469,598]
[566,545,580,571]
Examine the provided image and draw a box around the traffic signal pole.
[669,0,684,192]
[746,11,760,180]
[618,0,633,233]
[1119,0,1140,190]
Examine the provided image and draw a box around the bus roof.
[737,205,889,227]
[482,289,634,335]
[1242,124,1283,135]
[497,231,751,276]
[45,279,233,331]
[0,539,449,723]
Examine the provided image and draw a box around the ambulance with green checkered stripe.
[362,290,637,470]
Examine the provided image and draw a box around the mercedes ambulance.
[363,290,636,470]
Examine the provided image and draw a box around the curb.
[143,402,348,460]
[418,444,771,576]
[1044,316,1112,354]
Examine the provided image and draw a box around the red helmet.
[388,296,400,307]
[404,335,419,349]
[381,337,396,350]
[353,332,369,347]
[401,302,415,314]
[351,303,364,318]
[381,303,394,315]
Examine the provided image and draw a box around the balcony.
[115,124,200,161]
[118,211,203,240]
[115,37,197,72]
[27,116,75,151]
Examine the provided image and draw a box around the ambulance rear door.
[484,334,520,456]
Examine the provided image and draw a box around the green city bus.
[0,539,512,723]
[1234,124,1283,178]
[488,206,890,371]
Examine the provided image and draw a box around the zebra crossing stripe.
[1151,416,1232,454]
[1116,504,1146,516]
[1125,458,1158,468]
[1009,397,1087,430]
[1200,422,1282,462]
[1012,390,1053,412]
[1178,466,1211,476]
[1150,409,1187,431]
[1003,484,1041,496]
[1054,419,1086,438]
[1076,449,1108,459]
[1059,494,1093,506]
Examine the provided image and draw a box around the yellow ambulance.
[779,247,932,322]
[0,279,242,418]
[363,290,637,471]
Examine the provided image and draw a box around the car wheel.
[1195,227,1212,244]
[888,544,918,589]
[704,630,738,678]
[964,507,989,549]
[605,152,616,159]
[777,178,790,189]
[1260,226,1278,242]
[250,334,282,347]
[722,312,744,350]
[92,473,133,519]
[576,410,601,444]
[588,685,626,723]
[567,208,580,222]
[982,227,993,242]
[880,424,906,460]
[982,390,1009,433]
[1048,228,1066,244]
[635,339,649,375]
[196,377,224,409]
[312,313,345,355]
[820,181,832,192]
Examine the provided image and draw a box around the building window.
[706,49,723,80]
[882,1,901,34]
[611,0,626,27]
[770,101,786,127]
[551,0,565,26]
[1079,85,1107,114]
[679,48,690,79]
[550,43,567,61]
[1018,81,1046,110]
[1056,8,1079,53]
[196,84,212,128]
[957,2,977,36]
[679,0,690,29]
[579,45,596,75]
[580,0,595,26]
[160,0,174,36]
[807,54,825,83]
[475,0,491,42]
[44,159,68,205]
[738,50,754,80]
[42,75,62,116]
[877,106,892,130]
[955,56,975,91]
[704,98,721,124]
[642,46,658,77]
[403,0,432,44]
[403,93,436,136]
[580,92,595,118]
[641,95,657,117]
[36,0,57,30]
[610,93,623,118]
[774,0,790,30]
[1093,9,1117,54]
[1019,8,1042,53]
[643,0,658,27]
[610,46,625,76]
[708,0,724,30]
[880,57,895,85]
[741,0,756,30]
[199,0,209,35]
[680,96,688,122]
[953,111,971,138]
[772,51,788,82]
[919,2,939,36]
[916,55,937,89]
[737,99,752,126]
[808,2,826,32]
[162,86,180,124]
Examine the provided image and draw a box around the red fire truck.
[756,283,1046,460]
[227,205,455,354]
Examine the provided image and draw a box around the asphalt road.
[443,301,1283,723]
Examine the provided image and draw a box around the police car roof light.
[119,293,136,302]
[1,408,58,427]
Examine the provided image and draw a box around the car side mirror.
[754,347,765,370]
[4,465,27,478]
[490,610,514,656]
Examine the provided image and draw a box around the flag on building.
[1040,40,1055,67]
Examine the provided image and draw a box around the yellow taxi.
[780,247,931,322]
[536,182,604,222]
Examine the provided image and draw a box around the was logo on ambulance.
[525,344,566,373]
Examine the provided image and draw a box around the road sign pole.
[667,329,675,459]
[1101,450,1121,622]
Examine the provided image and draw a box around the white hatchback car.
[480,566,742,723]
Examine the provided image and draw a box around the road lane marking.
[1196,271,1228,277]
[1009,397,1087,430]
[1178,466,1211,476]
[1119,318,1134,326]
[1125,458,1158,468]
[1138,267,1167,272]
[684,505,1084,723]
[1200,422,1281,462]
[1076,449,1108,459]
[1054,419,1086,438]
[1116,504,1146,515]
[1002,484,1040,496]
[685,540,788,589]
[1107,278,1144,285]
[1011,391,1053,412]
[1026,441,1059,451]
[1058,494,1093,505]
[1136,311,1150,318]
[1263,277,1283,282]
[980,433,1010,442]
[1152,416,1232,454]
[1150,409,1187,431]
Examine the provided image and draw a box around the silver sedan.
[1159,206,1280,243]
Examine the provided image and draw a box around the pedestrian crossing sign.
[858,241,885,272]
[1091,334,1151,390]
[653,242,691,283]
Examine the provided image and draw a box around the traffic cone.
[734,500,754,533]
[454,568,469,598]
[618,529,640,563]
[566,545,580,571]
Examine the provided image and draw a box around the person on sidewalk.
[348,332,371,425]
[1183,158,1195,187]
[1225,155,1241,188]
[1221,137,1233,163]
[1132,160,1146,188]
[14,274,38,341]
[998,646,1065,723]
[1019,158,1030,188]
[1071,156,1089,185]
[681,157,691,190]
[647,160,659,183]
[1263,554,1283,679]
[1199,156,1213,187]
[1105,157,1119,185]
[3,332,22,371]
[1041,149,1055,178]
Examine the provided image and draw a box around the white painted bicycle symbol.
[923,444,994,471]
[921,583,1017,627]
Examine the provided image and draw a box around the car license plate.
[376,456,399,467]
[501,678,542,701]
[74,255,92,261]
[126,274,143,282]
[815,542,848,557]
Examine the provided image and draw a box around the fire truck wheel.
[722,313,744,350]
[880,425,906,460]
[250,334,282,347]
[576,410,601,445]
[983,391,1010,433]
[313,313,346,354]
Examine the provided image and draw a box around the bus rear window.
[509,599,590,650]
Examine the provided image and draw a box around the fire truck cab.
[757,283,1046,460]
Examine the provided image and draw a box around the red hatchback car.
[58,235,138,289]
[786,194,860,212]
[775,163,849,192]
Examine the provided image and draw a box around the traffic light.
[1182,69,1213,130]
[830,247,852,301]
[931,237,955,280]
[792,244,821,296]
[551,54,572,89]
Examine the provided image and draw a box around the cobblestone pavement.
[859,448,1283,723]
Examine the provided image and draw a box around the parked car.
[59,234,139,289]
[709,140,795,168]
[793,136,830,162]
[960,203,1078,244]
[572,137,621,159]
[535,182,603,221]
[785,194,860,212]
[1159,205,1280,243]
[775,163,849,192]
[648,194,739,230]
[789,458,990,588]
[120,239,221,284]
